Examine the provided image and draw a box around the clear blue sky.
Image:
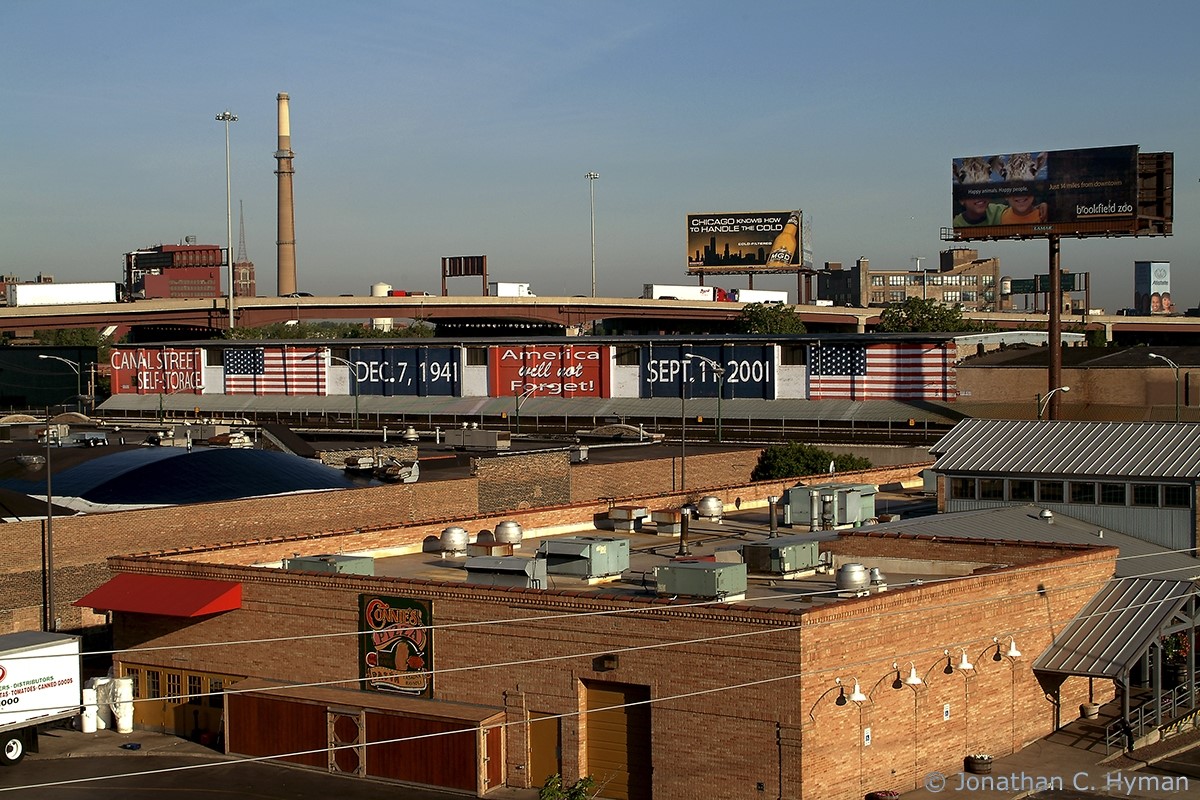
[3,1,1196,312]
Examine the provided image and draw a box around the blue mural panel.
[640,345,774,399]
[349,347,461,396]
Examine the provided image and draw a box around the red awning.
[74,573,242,617]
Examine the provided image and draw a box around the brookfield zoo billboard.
[951,145,1148,239]
[687,210,812,271]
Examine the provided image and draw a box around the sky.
[2,1,1198,313]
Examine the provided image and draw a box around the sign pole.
[1048,235,1063,420]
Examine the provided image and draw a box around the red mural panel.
[488,345,610,398]
[109,347,204,394]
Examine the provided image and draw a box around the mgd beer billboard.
[687,210,810,271]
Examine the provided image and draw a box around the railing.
[1105,677,1199,754]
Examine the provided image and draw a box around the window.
[889,275,906,286]
[965,276,978,286]
[465,347,488,366]
[209,678,226,710]
[890,291,906,303]
[1132,484,1159,507]
[148,670,161,699]
[1163,485,1191,508]
[1100,483,1126,506]
[1009,480,1035,501]
[980,479,1004,500]
[982,275,995,286]
[1070,482,1096,504]
[870,292,886,304]
[943,291,961,303]
[188,675,204,705]
[962,291,977,302]
[615,346,641,366]
[950,478,976,500]
[126,668,140,699]
[871,275,885,286]
[166,672,181,702]
[1038,481,1064,503]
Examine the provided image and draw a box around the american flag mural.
[808,342,955,400]
[224,346,327,395]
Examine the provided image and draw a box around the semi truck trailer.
[0,632,82,765]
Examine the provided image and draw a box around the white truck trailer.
[730,288,789,304]
[642,284,718,301]
[6,282,120,307]
[0,632,82,765]
[487,282,536,297]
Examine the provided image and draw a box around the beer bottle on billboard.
[766,211,800,266]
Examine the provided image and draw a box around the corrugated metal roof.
[930,419,1200,478]
[98,394,968,425]
[1032,577,1194,679]
[864,505,1200,581]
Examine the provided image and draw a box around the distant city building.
[124,242,224,299]
[814,248,1001,311]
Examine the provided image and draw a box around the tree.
[224,320,435,340]
[751,442,871,482]
[736,302,806,334]
[876,297,980,333]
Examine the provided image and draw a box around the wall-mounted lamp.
[892,660,923,688]
[993,636,1021,661]
[957,648,974,671]
[835,676,867,704]
[594,653,619,672]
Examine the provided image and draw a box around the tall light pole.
[38,354,81,413]
[216,110,238,330]
[1149,352,1181,422]
[514,386,536,435]
[684,353,726,443]
[328,355,360,429]
[43,415,56,631]
[586,172,599,297]
[1037,385,1070,421]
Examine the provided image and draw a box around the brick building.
[124,243,224,299]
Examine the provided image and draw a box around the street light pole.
[1149,353,1181,423]
[43,416,55,631]
[685,354,726,443]
[586,172,599,297]
[514,386,536,435]
[216,110,238,330]
[38,354,81,413]
[1037,385,1070,421]
[328,355,360,429]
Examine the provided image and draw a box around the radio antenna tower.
[236,200,249,264]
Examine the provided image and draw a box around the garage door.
[584,681,651,800]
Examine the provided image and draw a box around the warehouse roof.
[930,419,1200,479]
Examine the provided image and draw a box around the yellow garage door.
[584,681,651,800]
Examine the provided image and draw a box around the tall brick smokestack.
[275,92,297,296]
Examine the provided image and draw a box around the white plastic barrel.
[80,688,98,733]
[91,677,113,730]
[113,677,134,734]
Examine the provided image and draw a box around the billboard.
[1134,261,1172,315]
[687,210,811,272]
[640,345,775,399]
[951,145,1145,240]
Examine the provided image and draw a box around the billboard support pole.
[1048,235,1063,420]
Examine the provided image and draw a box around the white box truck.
[6,282,120,307]
[487,282,536,297]
[730,289,789,304]
[0,632,82,765]
[642,284,719,301]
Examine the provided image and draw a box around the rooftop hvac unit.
[655,562,747,601]
[464,556,547,589]
[445,427,512,451]
[536,536,630,579]
[741,537,822,577]
[283,554,375,576]
[782,483,878,529]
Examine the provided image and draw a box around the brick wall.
[106,535,1113,800]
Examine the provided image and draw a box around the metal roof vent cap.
[1039,508,1054,523]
